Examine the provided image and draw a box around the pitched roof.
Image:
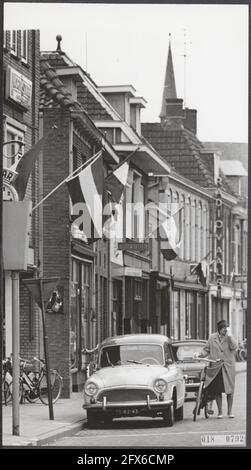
[141,122,234,194]
[40,58,82,111]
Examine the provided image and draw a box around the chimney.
[184,108,197,134]
[162,98,184,130]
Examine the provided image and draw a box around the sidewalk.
[2,391,86,447]
[1,361,247,447]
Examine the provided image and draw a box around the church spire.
[159,35,177,119]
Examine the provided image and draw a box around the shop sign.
[215,177,223,297]
[118,242,149,252]
[3,166,18,184]
[112,267,143,278]
[6,66,32,108]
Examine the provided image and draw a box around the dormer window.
[219,160,248,197]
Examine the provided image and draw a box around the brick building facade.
[3,30,41,360]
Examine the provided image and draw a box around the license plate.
[116,409,138,417]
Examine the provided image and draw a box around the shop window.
[172,290,180,340]
[10,31,17,55]
[112,281,118,300]
[21,30,28,63]
[134,280,142,300]
[70,258,93,371]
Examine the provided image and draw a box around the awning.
[115,144,170,175]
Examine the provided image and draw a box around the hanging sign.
[215,177,223,297]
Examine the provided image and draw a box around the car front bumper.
[83,398,173,412]
[185,382,200,393]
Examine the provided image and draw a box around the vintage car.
[83,334,185,428]
[171,339,207,399]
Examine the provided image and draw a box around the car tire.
[162,404,174,427]
[174,405,184,421]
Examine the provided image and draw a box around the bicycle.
[192,357,219,422]
[5,357,63,406]
[2,357,13,405]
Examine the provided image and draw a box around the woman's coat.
[201,333,237,394]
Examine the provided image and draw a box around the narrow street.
[47,369,246,448]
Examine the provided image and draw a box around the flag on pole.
[190,260,209,287]
[66,152,103,240]
[105,160,130,204]
[105,147,139,204]
[159,205,182,261]
[11,136,47,201]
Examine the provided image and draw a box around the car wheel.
[162,404,174,427]
[174,405,184,421]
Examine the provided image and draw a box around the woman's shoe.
[217,414,223,419]
[228,414,235,418]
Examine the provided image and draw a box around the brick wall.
[3,30,42,362]
[42,107,72,396]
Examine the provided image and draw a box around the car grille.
[97,388,158,403]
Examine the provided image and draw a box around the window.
[21,31,28,63]
[3,31,7,49]
[185,197,191,260]
[134,280,143,300]
[191,200,196,261]
[4,124,25,168]
[196,202,202,262]
[10,31,17,55]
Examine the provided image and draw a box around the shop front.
[70,245,95,391]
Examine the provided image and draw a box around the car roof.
[100,334,172,347]
[171,340,207,346]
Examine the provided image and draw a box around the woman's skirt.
[206,368,225,398]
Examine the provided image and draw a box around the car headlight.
[154,378,167,393]
[84,381,99,396]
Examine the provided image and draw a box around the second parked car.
[171,339,207,400]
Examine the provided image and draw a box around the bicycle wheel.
[25,373,40,403]
[6,379,25,404]
[39,370,63,405]
[193,382,203,422]
[2,378,12,405]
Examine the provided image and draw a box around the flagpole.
[31,150,102,213]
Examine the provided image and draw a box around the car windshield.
[173,344,205,361]
[99,344,164,367]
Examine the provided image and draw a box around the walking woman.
[197,319,238,418]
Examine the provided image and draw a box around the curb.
[29,419,86,446]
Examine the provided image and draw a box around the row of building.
[2,31,247,395]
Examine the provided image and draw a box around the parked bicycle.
[2,357,13,405]
[236,339,247,362]
[193,357,219,422]
[4,356,63,406]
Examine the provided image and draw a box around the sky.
[4,2,249,143]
